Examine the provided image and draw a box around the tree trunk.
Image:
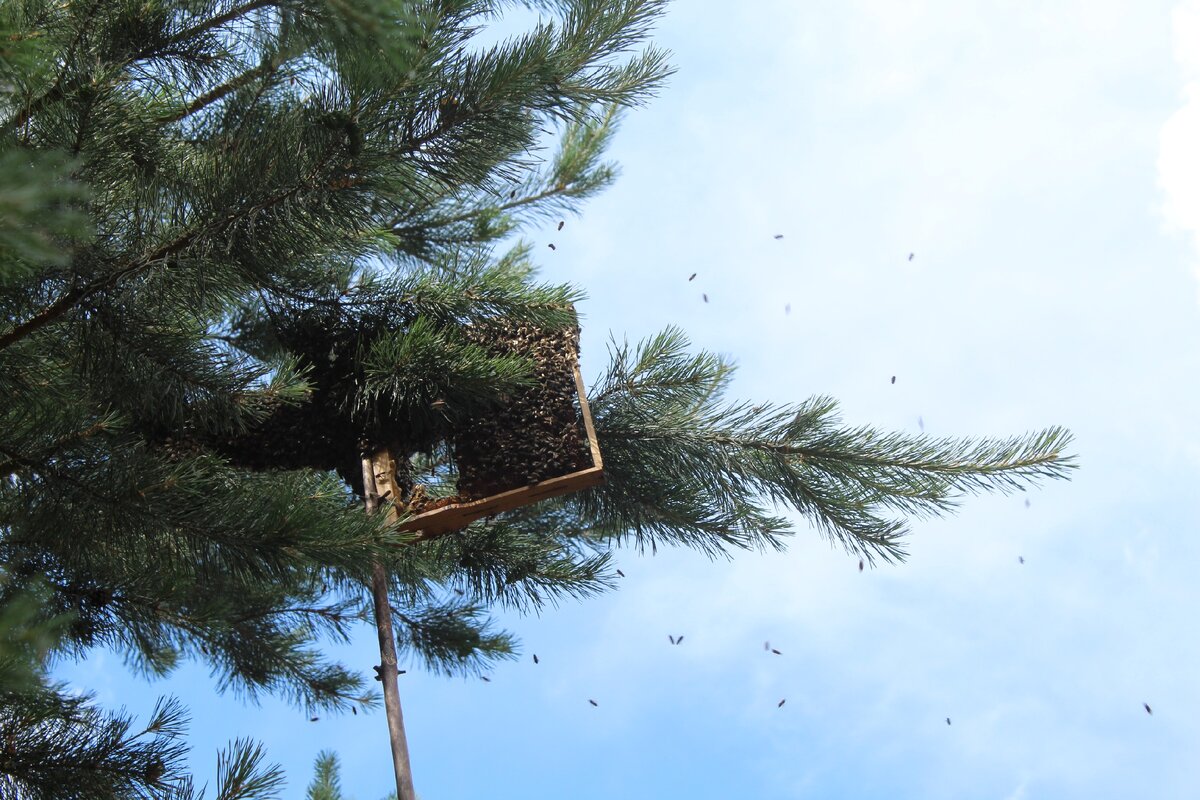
[361,456,417,800]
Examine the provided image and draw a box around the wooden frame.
[371,361,604,542]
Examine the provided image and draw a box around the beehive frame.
[371,361,604,541]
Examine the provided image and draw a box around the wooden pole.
[361,455,417,800]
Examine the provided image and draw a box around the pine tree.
[305,751,395,800]
[0,1,1075,797]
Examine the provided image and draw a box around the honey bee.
[589,699,598,707]
[777,699,786,708]
[548,243,556,250]
[558,220,565,231]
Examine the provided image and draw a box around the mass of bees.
[447,316,592,501]
[162,297,593,515]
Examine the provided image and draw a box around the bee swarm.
[450,319,592,499]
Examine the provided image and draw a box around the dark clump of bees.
[163,303,392,490]
[150,297,594,511]
[450,318,591,499]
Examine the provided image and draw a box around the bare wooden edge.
[573,362,603,470]
[399,465,604,540]
[385,354,605,542]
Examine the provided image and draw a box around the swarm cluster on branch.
[0,1,1073,797]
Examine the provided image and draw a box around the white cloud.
[1159,1,1200,298]
[1002,780,1030,800]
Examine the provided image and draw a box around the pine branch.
[392,600,515,676]
[305,751,345,800]
[1,0,105,133]
[159,56,282,124]
[412,519,616,611]
[167,1,279,55]
[0,418,115,480]
[0,150,340,352]
[0,579,74,694]
[3,0,275,133]
[0,691,191,799]
[582,328,1077,561]
[213,738,285,800]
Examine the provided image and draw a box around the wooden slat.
[391,362,604,540]
[573,362,603,471]
[398,464,604,539]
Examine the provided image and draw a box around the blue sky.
[53,2,1200,798]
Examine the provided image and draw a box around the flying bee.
[1144,703,1152,715]
[310,717,319,722]
[702,293,708,303]
[777,699,786,708]
[548,243,556,250]
[688,273,697,281]
[533,654,539,664]
[481,676,491,682]
[558,220,565,231]
[589,699,598,707]
[908,253,914,261]
[946,717,951,725]
[891,376,895,384]
[858,559,864,572]
[771,649,781,655]
[774,234,784,240]
[616,569,625,577]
